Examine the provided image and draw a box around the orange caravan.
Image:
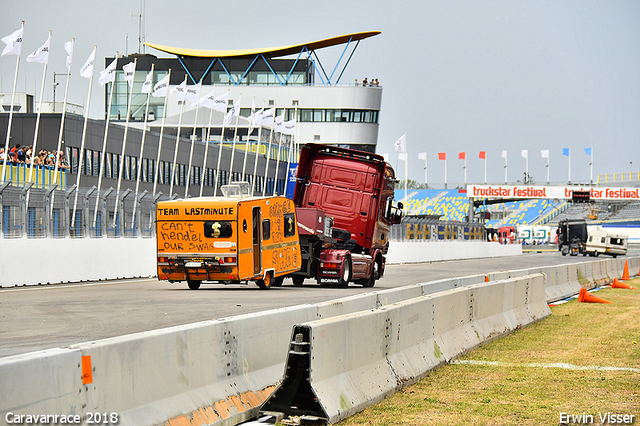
[156,183,301,290]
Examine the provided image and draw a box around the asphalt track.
[1,248,638,358]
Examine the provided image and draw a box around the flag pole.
[568,151,571,184]
[444,157,447,189]
[241,97,255,182]
[134,63,154,211]
[250,101,265,196]
[273,108,285,196]
[227,94,242,187]
[112,57,137,229]
[152,69,171,197]
[169,76,187,197]
[27,30,51,187]
[484,156,487,184]
[262,104,276,196]
[51,38,74,217]
[93,53,118,228]
[282,107,297,198]
[546,156,550,185]
[199,85,216,197]
[184,81,202,198]
[463,156,467,185]
[589,149,593,185]
[213,89,230,197]
[504,153,508,184]
[71,45,97,231]
[1,21,24,184]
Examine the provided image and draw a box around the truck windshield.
[204,221,233,238]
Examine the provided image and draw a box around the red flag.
[438,152,446,160]
[458,152,466,160]
[479,151,486,159]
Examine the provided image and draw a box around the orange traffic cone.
[578,288,612,304]
[485,276,489,282]
[611,277,637,290]
[622,260,630,280]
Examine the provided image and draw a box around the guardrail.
[0,257,637,426]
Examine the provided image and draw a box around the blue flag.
[584,147,592,156]
[562,148,570,156]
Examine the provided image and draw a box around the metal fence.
[0,184,160,239]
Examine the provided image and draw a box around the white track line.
[453,360,640,373]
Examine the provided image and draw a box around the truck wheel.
[257,272,273,290]
[363,261,379,288]
[339,257,351,288]
[292,276,305,286]
[273,276,285,287]
[594,251,599,257]
[187,280,201,290]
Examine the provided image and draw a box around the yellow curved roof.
[144,31,380,59]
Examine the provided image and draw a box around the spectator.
[362,78,368,87]
[355,78,358,86]
[17,146,26,163]
[0,148,5,161]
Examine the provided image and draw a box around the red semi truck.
[288,144,403,287]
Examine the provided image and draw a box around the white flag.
[64,40,73,72]
[398,153,407,162]
[152,74,169,98]
[394,133,406,153]
[224,95,241,126]
[540,149,550,159]
[248,98,257,133]
[79,48,96,79]
[262,107,275,126]
[252,109,264,128]
[141,70,153,94]
[275,113,284,133]
[185,81,202,106]
[123,61,136,88]
[1,27,23,57]
[26,33,50,64]
[418,152,427,161]
[282,119,296,136]
[213,92,229,112]
[171,79,187,101]
[198,90,215,108]
[98,57,117,86]
[521,149,528,159]
[501,150,507,159]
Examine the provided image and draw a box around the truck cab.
[292,144,402,287]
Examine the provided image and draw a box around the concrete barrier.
[0,238,156,287]
[3,258,637,426]
[0,304,318,426]
[261,274,550,424]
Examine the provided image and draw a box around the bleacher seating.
[394,190,565,226]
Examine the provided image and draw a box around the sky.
[1,0,639,188]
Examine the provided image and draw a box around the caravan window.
[610,237,624,246]
[204,221,233,238]
[263,219,271,240]
[284,213,296,237]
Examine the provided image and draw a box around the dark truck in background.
[289,144,403,287]
[557,218,588,256]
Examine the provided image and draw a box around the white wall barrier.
[0,238,157,287]
[261,274,550,424]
